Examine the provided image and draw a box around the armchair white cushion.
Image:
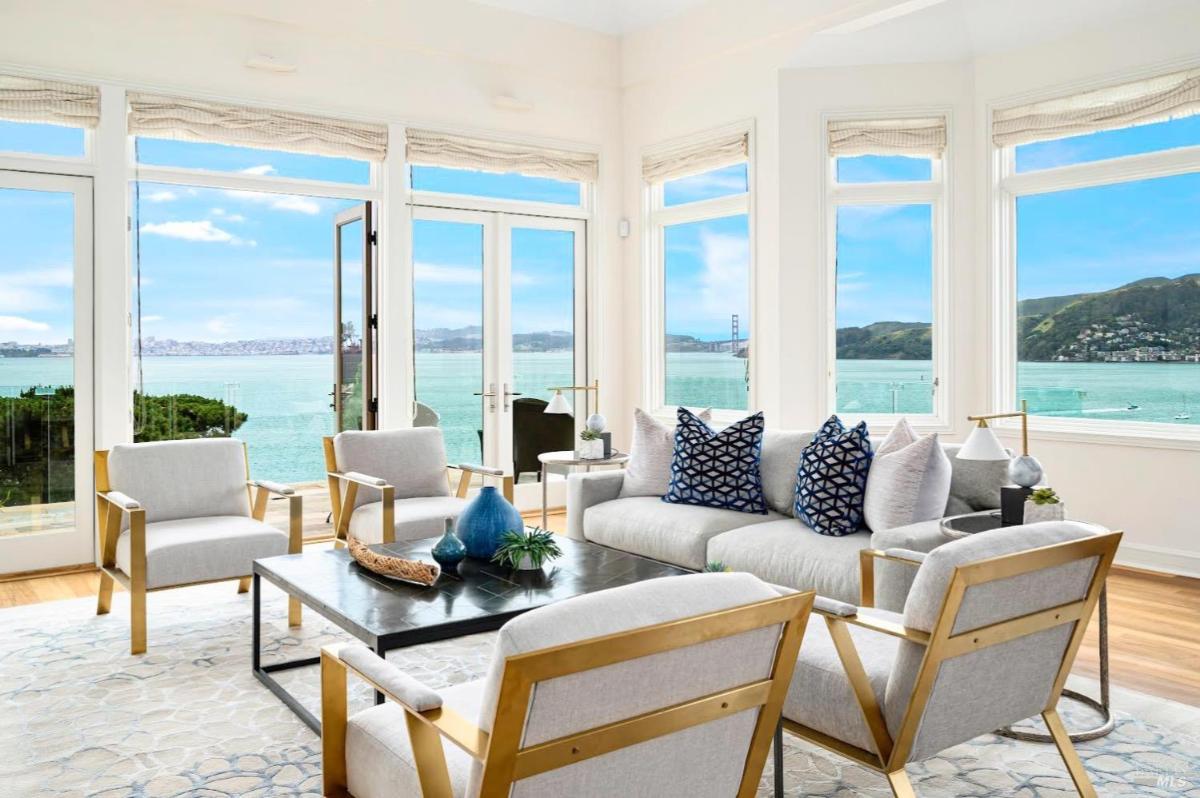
[333,428,451,509]
[115,515,288,589]
[107,438,251,524]
[347,496,469,545]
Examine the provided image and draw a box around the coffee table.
[252,535,690,732]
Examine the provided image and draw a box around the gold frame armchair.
[95,439,303,654]
[782,526,1121,797]
[321,575,815,798]
[323,430,513,547]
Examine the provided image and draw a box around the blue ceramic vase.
[456,485,523,559]
[431,517,466,575]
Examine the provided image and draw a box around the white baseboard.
[1115,543,1200,579]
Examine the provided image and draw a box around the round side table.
[537,450,629,530]
[939,513,1114,742]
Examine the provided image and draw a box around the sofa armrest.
[338,644,443,712]
[565,470,626,541]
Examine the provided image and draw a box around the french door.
[333,201,378,432]
[410,206,587,506]
[0,171,94,574]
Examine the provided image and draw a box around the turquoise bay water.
[3,354,1199,484]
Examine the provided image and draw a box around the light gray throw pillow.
[619,407,711,498]
[864,418,951,533]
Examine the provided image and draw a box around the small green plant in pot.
[492,528,563,571]
[578,428,604,460]
[1024,486,1066,523]
[704,561,731,573]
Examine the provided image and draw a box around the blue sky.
[2,119,1198,346]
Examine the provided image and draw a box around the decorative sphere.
[1008,455,1044,488]
[585,413,607,433]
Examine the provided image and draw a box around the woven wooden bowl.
[347,534,441,587]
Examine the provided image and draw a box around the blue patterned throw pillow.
[663,408,767,514]
[795,415,873,536]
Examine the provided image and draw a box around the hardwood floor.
[3,510,1197,708]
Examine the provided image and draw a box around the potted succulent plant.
[492,528,563,571]
[577,428,604,460]
[1023,487,1066,523]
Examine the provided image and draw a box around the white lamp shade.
[957,424,1010,461]
[544,391,573,415]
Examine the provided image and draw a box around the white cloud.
[694,229,751,325]
[0,315,50,332]
[205,315,234,335]
[414,262,482,285]
[140,219,254,245]
[144,189,178,203]
[0,267,73,313]
[227,189,321,215]
[209,208,246,222]
[241,164,276,176]
[141,315,164,323]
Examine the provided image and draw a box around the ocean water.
[3,354,1199,484]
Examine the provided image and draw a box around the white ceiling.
[467,0,710,35]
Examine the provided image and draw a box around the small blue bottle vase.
[431,518,466,575]
[456,485,523,559]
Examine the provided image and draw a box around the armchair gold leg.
[96,572,114,615]
[321,648,349,797]
[288,597,302,627]
[1044,709,1097,797]
[886,768,916,798]
[406,709,455,798]
[237,576,251,594]
[129,510,147,655]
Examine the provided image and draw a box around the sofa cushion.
[116,515,288,589]
[584,496,781,570]
[795,416,873,537]
[664,408,767,515]
[864,418,951,533]
[783,607,901,755]
[707,519,870,603]
[347,496,470,545]
[943,442,1008,514]
[619,407,712,498]
[760,430,813,516]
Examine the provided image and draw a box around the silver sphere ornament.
[585,413,607,433]
[1008,455,1044,488]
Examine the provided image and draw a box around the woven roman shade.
[0,74,99,129]
[642,130,749,183]
[827,117,946,158]
[128,93,388,161]
[994,68,1200,147]
[405,128,598,182]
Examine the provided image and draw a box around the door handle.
[502,383,523,411]
[473,383,498,412]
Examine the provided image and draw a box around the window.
[998,69,1200,431]
[410,165,581,205]
[0,119,86,158]
[826,116,946,420]
[136,138,370,184]
[645,129,752,414]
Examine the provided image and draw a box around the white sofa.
[566,428,1010,610]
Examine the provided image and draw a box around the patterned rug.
[1,582,1197,797]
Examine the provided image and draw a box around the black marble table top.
[254,536,691,647]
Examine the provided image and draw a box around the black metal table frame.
[251,568,534,735]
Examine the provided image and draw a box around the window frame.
[643,122,755,424]
[992,95,1200,446]
[822,112,950,429]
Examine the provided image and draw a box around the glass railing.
[836,379,935,415]
[0,384,75,536]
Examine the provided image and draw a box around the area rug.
[1,583,1197,797]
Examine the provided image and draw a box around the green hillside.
[1019,274,1200,361]
[836,321,931,359]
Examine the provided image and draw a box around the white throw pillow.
[619,407,712,498]
[863,418,951,533]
